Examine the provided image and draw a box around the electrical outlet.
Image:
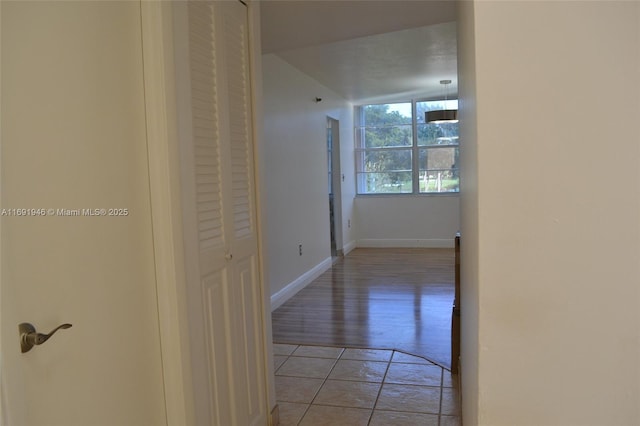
[348,219,351,228]
[298,244,303,256]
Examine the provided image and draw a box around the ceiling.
[260,0,458,103]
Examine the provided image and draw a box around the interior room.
[260,1,460,310]
[259,2,462,423]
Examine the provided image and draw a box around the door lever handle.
[19,322,72,353]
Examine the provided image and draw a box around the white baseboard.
[357,238,454,248]
[343,240,357,255]
[270,257,333,311]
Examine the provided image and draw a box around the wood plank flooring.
[271,248,455,369]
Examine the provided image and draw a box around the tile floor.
[274,344,461,426]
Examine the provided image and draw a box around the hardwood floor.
[272,248,455,369]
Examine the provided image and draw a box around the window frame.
[354,98,459,196]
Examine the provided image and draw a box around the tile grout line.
[274,344,298,375]
[275,344,311,425]
[366,350,395,426]
[295,346,345,426]
[276,343,303,419]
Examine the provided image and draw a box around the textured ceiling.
[260,0,458,103]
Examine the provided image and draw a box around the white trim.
[270,257,333,311]
[0,3,6,424]
[245,0,278,418]
[357,238,454,248]
[141,3,195,425]
[343,240,357,255]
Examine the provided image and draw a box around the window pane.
[356,126,412,148]
[356,149,412,194]
[416,100,459,146]
[358,149,411,173]
[363,103,412,126]
[357,172,413,194]
[419,147,458,170]
[417,123,459,146]
[419,147,459,193]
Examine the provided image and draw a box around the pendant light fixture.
[426,79,458,124]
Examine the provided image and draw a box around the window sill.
[355,192,460,199]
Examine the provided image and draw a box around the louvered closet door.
[175,1,267,425]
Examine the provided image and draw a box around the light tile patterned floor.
[274,344,461,426]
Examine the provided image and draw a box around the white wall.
[456,1,480,424]
[261,54,355,305]
[458,1,640,425]
[355,195,459,247]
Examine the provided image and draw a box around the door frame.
[140,2,274,425]
[140,3,194,424]
[327,117,343,257]
[0,4,6,425]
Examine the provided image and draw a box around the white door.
[172,1,268,425]
[0,2,166,425]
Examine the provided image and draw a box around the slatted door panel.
[178,2,234,425]
[188,1,226,274]
[224,6,254,242]
[215,2,266,425]
[178,1,267,425]
[218,0,257,259]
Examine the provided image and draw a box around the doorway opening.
[327,117,343,259]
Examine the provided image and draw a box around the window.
[355,100,459,195]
